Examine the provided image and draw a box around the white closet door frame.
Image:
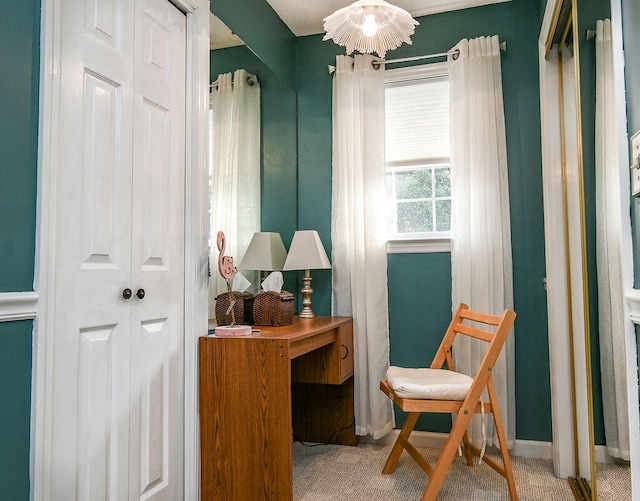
[32,1,210,500]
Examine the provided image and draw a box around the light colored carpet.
[293,442,631,500]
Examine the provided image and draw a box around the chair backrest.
[430,303,516,382]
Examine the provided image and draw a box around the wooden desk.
[199,316,357,501]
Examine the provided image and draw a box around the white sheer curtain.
[595,18,630,460]
[449,36,515,448]
[209,69,261,317]
[331,54,394,439]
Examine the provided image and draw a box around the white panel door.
[129,0,185,499]
[50,0,186,499]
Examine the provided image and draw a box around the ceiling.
[210,0,510,49]
[209,13,244,50]
[265,0,511,37]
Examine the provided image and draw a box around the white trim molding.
[410,0,510,18]
[0,292,38,322]
[179,1,211,500]
[387,237,451,254]
[625,288,640,323]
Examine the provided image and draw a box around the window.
[385,63,451,253]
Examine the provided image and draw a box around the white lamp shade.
[238,232,287,271]
[283,230,332,271]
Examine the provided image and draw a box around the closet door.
[50,0,186,499]
[129,0,186,499]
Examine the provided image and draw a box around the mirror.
[541,0,633,498]
[209,12,244,51]
[208,13,298,320]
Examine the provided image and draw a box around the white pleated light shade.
[239,232,287,271]
[323,0,419,58]
[283,230,332,271]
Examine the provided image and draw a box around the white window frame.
[385,62,451,254]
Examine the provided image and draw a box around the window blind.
[385,78,450,163]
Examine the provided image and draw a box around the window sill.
[386,237,451,254]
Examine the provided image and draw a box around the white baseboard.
[378,429,448,448]
[378,429,551,459]
[377,430,626,465]
[513,439,552,459]
[595,445,630,464]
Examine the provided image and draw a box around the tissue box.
[215,291,254,326]
[253,290,295,326]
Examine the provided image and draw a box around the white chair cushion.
[386,366,473,401]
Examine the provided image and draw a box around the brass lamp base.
[298,269,315,318]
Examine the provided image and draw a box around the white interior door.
[129,0,185,499]
[50,0,186,499]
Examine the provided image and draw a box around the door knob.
[122,288,132,300]
[136,288,145,299]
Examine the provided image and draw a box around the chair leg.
[487,379,518,500]
[420,411,474,501]
[462,430,474,466]
[451,413,474,466]
[382,412,419,474]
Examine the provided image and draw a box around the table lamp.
[282,230,331,318]
[238,232,288,283]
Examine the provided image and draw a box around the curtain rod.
[328,40,507,74]
[210,73,259,91]
[372,49,459,69]
[373,40,507,68]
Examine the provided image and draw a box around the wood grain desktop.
[199,316,357,501]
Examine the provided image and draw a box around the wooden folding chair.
[380,303,517,500]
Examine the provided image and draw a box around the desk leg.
[291,377,358,446]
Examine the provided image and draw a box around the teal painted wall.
[540,0,549,17]
[295,1,553,440]
[0,321,33,501]
[293,35,337,317]
[210,46,298,289]
[0,0,39,292]
[211,0,296,89]
[388,253,453,432]
[0,1,39,499]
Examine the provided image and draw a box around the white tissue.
[261,271,284,292]
[231,272,251,293]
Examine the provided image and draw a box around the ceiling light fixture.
[323,0,419,59]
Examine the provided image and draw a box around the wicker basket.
[253,290,295,326]
[215,291,254,326]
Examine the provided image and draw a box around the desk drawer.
[291,320,354,385]
[339,322,354,382]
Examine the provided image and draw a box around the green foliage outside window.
[387,166,451,236]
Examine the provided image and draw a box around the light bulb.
[362,14,378,37]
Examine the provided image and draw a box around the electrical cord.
[292,419,356,447]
